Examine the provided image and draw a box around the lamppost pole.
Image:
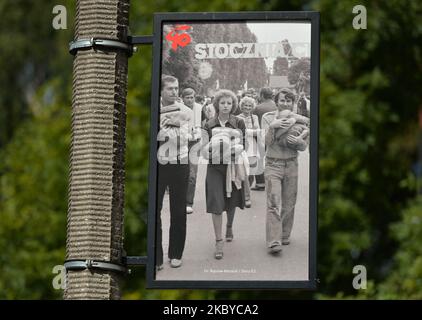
[65,0,130,300]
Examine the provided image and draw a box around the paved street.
[156,150,309,281]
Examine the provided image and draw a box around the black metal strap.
[64,259,128,274]
[124,256,148,266]
[69,38,134,56]
[128,35,153,45]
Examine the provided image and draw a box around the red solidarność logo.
[165,25,192,51]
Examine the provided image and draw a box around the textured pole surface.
[65,0,130,300]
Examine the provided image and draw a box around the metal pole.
[65,0,130,299]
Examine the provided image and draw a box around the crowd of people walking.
[156,74,310,271]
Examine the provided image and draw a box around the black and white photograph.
[148,14,319,288]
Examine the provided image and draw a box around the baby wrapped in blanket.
[208,128,244,164]
[157,103,192,161]
[207,128,249,197]
[274,110,309,149]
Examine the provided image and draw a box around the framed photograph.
[146,11,319,289]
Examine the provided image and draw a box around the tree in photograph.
[288,58,310,94]
[272,57,289,76]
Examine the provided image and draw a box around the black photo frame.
[146,11,319,289]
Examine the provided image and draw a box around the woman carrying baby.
[202,89,247,259]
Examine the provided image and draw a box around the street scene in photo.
[154,21,312,283]
[157,151,309,281]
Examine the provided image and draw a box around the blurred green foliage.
[0,0,420,299]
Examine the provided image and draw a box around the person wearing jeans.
[261,88,309,254]
[181,88,203,214]
[264,157,298,251]
[186,141,199,213]
[253,87,277,190]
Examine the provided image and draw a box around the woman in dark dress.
[202,89,246,259]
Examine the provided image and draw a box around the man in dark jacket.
[252,87,277,190]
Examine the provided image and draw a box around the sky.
[247,22,311,71]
